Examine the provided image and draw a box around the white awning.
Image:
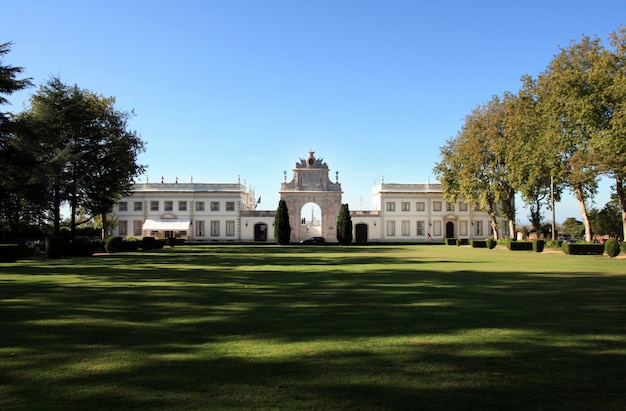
[142,219,190,231]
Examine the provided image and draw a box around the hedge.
[604,238,621,258]
[562,243,605,255]
[0,244,20,262]
[105,237,123,253]
[507,240,534,251]
[532,239,545,253]
[46,236,63,259]
[445,238,457,246]
[470,240,487,248]
[142,236,156,250]
[63,242,97,257]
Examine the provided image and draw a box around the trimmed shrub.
[155,239,167,249]
[445,238,457,246]
[486,238,496,249]
[174,238,186,246]
[621,242,626,254]
[142,236,156,250]
[508,241,534,251]
[532,239,545,253]
[104,236,123,253]
[0,244,20,262]
[64,242,96,257]
[120,238,139,251]
[458,238,469,246]
[470,240,487,248]
[168,237,176,247]
[46,236,63,259]
[604,238,621,258]
[562,243,604,255]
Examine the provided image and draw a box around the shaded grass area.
[1,245,626,410]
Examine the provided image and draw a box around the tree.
[0,42,34,241]
[24,77,145,239]
[274,199,291,244]
[504,76,563,232]
[590,195,623,238]
[434,95,516,239]
[537,35,608,242]
[336,203,353,245]
[561,217,585,239]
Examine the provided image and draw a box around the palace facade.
[110,151,511,243]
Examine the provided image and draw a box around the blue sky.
[3,0,624,223]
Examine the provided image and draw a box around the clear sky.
[3,0,625,224]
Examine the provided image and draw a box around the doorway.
[446,222,455,238]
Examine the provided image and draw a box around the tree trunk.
[615,175,626,241]
[53,183,61,236]
[573,184,592,242]
[101,212,109,240]
[508,219,515,239]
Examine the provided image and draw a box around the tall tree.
[434,95,516,239]
[336,203,353,245]
[24,77,145,239]
[0,42,33,241]
[274,199,291,244]
[590,26,626,240]
[537,35,608,242]
[504,76,563,232]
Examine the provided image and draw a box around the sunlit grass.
[1,244,625,410]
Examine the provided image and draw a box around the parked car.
[300,236,325,244]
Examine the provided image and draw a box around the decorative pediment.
[160,212,178,219]
[443,214,458,221]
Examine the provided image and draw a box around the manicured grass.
[1,245,625,410]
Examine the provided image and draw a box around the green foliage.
[604,238,621,258]
[486,238,496,249]
[63,242,96,257]
[274,200,291,244]
[445,238,457,245]
[470,240,487,248]
[590,196,623,237]
[0,244,20,262]
[142,236,156,250]
[507,240,534,251]
[562,243,605,255]
[45,236,63,259]
[336,203,353,245]
[104,236,123,253]
[120,238,139,251]
[561,218,585,239]
[532,239,545,253]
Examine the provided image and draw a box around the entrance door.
[445,222,454,238]
[355,223,368,244]
[254,223,267,242]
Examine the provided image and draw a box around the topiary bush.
[104,236,123,253]
[142,236,156,250]
[604,238,621,258]
[120,238,139,251]
[562,243,604,255]
[508,241,533,251]
[532,239,545,253]
[0,244,20,262]
[445,238,457,246]
[470,240,487,248]
[46,236,63,259]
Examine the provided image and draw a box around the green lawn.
[1,245,625,410]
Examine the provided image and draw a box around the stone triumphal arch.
[280,150,343,242]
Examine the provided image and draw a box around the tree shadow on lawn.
[2,250,626,409]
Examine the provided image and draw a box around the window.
[179,231,187,237]
[386,202,395,212]
[164,201,173,211]
[386,220,396,236]
[475,221,483,236]
[211,201,220,211]
[134,201,142,211]
[226,202,235,211]
[211,220,220,236]
[401,202,410,212]
[226,220,235,236]
[150,201,159,211]
[178,201,187,211]
[196,220,204,236]
[416,202,425,212]
[119,220,128,236]
[460,221,468,236]
[433,201,442,211]
[459,202,468,212]
[446,202,455,211]
[196,201,205,211]
[118,202,128,211]
[433,221,442,236]
[133,220,143,236]
[417,221,425,236]
[401,220,410,236]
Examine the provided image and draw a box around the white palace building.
[111,151,511,243]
